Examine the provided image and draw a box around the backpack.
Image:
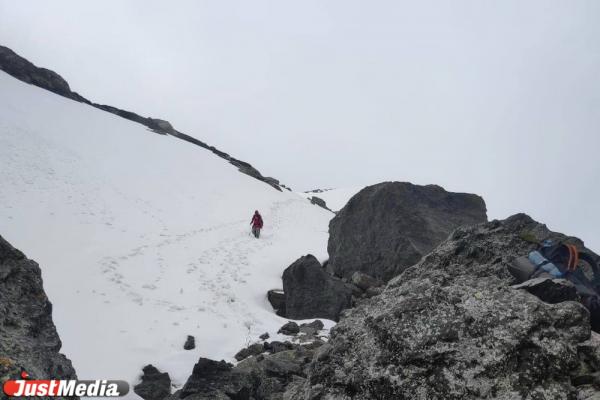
[509,240,600,295]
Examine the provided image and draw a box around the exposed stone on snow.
[282,255,352,321]
[259,332,270,340]
[183,335,195,350]
[278,321,300,336]
[134,365,171,400]
[0,234,77,398]
[309,196,332,212]
[234,343,265,361]
[328,181,488,281]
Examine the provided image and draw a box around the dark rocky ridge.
[289,214,600,399]
[0,234,77,400]
[328,181,488,281]
[0,45,283,191]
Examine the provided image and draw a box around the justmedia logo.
[3,371,130,397]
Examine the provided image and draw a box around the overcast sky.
[1,0,599,249]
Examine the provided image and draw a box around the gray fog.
[1,0,599,249]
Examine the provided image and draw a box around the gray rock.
[513,277,580,304]
[278,321,300,335]
[179,358,253,399]
[234,343,265,361]
[259,332,270,340]
[133,365,171,400]
[264,341,295,355]
[300,320,324,331]
[183,335,195,350]
[287,214,600,399]
[328,181,487,281]
[351,272,383,291]
[309,196,332,212]
[282,255,352,321]
[0,234,77,399]
[268,289,286,316]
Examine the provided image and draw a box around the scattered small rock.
[183,335,195,350]
[259,332,270,340]
[264,341,294,354]
[234,343,265,361]
[278,321,300,335]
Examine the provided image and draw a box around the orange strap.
[566,244,580,271]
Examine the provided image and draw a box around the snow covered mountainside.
[0,71,332,392]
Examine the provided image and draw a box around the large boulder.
[286,214,600,399]
[282,255,352,321]
[0,234,77,397]
[327,181,487,281]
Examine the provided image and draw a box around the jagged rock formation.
[328,181,488,282]
[0,45,283,191]
[288,214,600,399]
[134,365,172,400]
[0,234,77,399]
[282,255,352,321]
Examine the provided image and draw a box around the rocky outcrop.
[0,45,89,103]
[170,340,324,400]
[134,365,171,400]
[0,45,285,191]
[0,234,77,398]
[286,214,600,399]
[282,255,352,321]
[328,181,488,282]
[309,196,332,212]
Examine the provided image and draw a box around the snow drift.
[0,71,332,394]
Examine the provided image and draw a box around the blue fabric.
[529,251,563,278]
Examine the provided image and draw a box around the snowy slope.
[0,71,332,392]
[303,187,364,212]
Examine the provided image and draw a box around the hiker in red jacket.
[250,210,263,238]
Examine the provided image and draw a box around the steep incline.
[0,71,331,393]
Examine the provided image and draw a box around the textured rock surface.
[172,342,321,400]
[183,335,195,350]
[282,255,352,321]
[328,182,487,281]
[287,214,600,399]
[267,289,286,316]
[0,234,77,399]
[134,364,171,400]
[514,278,580,304]
[351,272,383,291]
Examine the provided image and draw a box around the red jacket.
[251,213,263,228]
